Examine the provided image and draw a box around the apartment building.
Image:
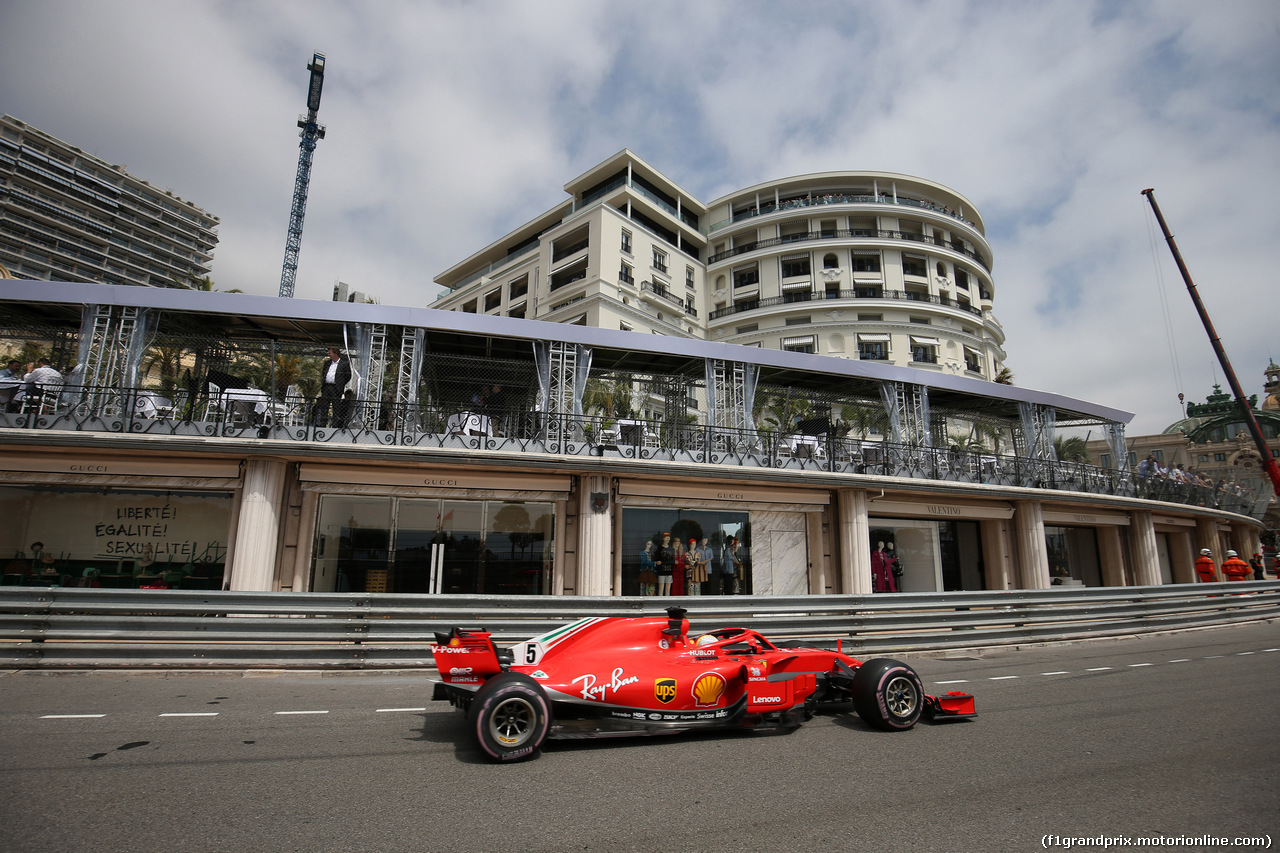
[0,115,219,288]
[434,150,1005,380]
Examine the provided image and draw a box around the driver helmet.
[1200,549,1211,555]
[695,634,718,647]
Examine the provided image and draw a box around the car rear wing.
[431,628,506,684]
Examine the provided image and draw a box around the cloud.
[2,0,1277,437]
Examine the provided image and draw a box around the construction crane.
[277,52,326,299]
[1142,188,1280,497]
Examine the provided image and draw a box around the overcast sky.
[3,0,1277,435]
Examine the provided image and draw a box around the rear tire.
[469,673,551,762]
[852,658,923,731]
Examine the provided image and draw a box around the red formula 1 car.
[430,607,976,762]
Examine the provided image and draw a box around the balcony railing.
[709,288,982,321]
[707,229,989,272]
[641,280,698,317]
[708,193,979,233]
[2,385,1268,521]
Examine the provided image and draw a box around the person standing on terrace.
[311,347,351,427]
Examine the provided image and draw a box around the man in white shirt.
[311,347,351,427]
[21,357,63,411]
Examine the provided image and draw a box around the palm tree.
[993,366,1014,385]
[142,343,188,396]
[1053,436,1090,463]
[838,402,885,439]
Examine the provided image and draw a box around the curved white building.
[434,151,1005,381]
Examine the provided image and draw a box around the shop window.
[1044,526,1102,587]
[312,495,554,595]
[621,506,752,596]
[0,485,231,588]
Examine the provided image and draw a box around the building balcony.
[2,383,1263,520]
[709,288,984,321]
[707,228,989,272]
[709,193,980,234]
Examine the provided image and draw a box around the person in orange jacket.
[1221,550,1251,581]
[1194,548,1217,583]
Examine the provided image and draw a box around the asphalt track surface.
[1,621,1276,853]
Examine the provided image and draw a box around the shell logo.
[692,672,727,707]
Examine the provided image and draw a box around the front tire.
[469,673,551,762]
[852,658,923,731]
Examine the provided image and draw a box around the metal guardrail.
[2,583,1277,669]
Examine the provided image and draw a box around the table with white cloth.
[133,391,174,419]
[447,411,493,436]
[786,434,823,459]
[615,418,649,446]
[222,388,271,422]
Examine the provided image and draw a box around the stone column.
[979,518,1013,590]
[1129,510,1161,586]
[290,489,319,592]
[1195,517,1222,580]
[836,488,871,595]
[1097,525,1127,587]
[576,474,612,596]
[228,458,288,591]
[1168,530,1195,585]
[806,511,825,594]
[1013,500,1050,590]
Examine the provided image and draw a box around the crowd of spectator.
[1134,454,1257,509]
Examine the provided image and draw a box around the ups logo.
[654,678,677,704]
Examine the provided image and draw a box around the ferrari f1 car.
[430,607,976,762]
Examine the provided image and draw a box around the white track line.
[39,714,105,719]
[275,710,329,715]
[159,712,219,717]
[375,707,427,713]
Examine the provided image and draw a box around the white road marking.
[159,712,218,717]
[1086,667,1112,671]
[1040,671,1070,676]
[933,680,969,685]
[1168,659,1190,663]
[375,707,428,713]
[40,714,105,719]
[275,710,329,715]
[1205,655,1223,659]
[989,675,1019,680]
[1236,651,1255,656]
[1128,663,1154,668]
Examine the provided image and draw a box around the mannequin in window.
[887,543,903,588]
[871,540,898,593]
[639,540,657,596]
[654,533,674,596]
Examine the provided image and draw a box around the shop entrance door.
[408,499,485,595]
